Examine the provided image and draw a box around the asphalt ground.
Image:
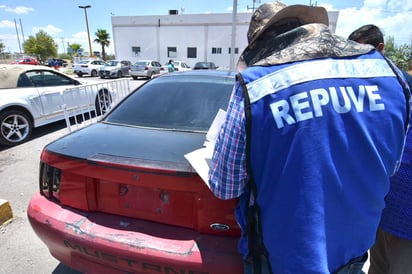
[0,77,144,274]
[0,121,81,274]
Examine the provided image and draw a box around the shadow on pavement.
[0,113,96,152]
[0,120,66,152]
[53,263,83,274]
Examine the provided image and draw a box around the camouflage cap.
[246,1,329,47]
[247,1,287,44]
[238,1,329,69]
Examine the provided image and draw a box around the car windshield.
[78,60,89,64]
[106,61,119,66]
[105,73,234,132]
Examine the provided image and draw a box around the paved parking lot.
[0,77,144,274]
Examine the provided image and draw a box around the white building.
[111,10,339,70]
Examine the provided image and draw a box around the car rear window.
[106,61,119,66]
[105,74,234,132]
[134,61,149,66]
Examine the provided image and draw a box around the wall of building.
[111,11,339,70]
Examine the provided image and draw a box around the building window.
[212,47,222,54]
[132,46,141,57]
[187,47,197,58]
[228,47,239,54]
[167,47,177,58]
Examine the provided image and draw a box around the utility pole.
[229,0,238,71]
[247,0,260,12]
[61,38,66,54]
[79,5,93,57]
[14,19,22,54]
[309,0,318,6]
[19,18,25,44]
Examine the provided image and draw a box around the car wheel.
[117,71,122,78]
[95,89,112,116]
[132,76,138,80]
[77,72,83,77]
[91,70,98,77]
[0,109,33,146]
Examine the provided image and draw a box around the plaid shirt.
[209,82,248,200]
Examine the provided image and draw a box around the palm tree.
[94,29,111,61]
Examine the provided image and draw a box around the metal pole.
[14,19,22,54]
[229,0,238,71]
[19,18,25,43]
[79,5,93,57]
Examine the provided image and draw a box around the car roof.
[0,64,56,89]
[163,60,185,64]
[160,69,235,78]
[135,60,157,63]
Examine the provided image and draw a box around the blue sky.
[0,0,411,55]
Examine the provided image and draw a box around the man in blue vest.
[349,24,412,274]
[208,2,410,273]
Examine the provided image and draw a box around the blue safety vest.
[237,51,410,273]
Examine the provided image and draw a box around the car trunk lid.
[42,123,240,236]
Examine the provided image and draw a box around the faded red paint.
[28,193,243,273]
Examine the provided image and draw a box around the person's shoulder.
[401,70,412,81]
[401,70,412,90]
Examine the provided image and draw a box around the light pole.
[79,5,93,57]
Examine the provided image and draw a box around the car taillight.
[160,67,165,71]
[39,161,61,200]
[144,66,149,70]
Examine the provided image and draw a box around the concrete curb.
[0,198,13,225]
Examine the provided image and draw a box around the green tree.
[23,30,57,62]
[0,40,5,53]
[94,29,111,61]
[69,43,83,56]
[384,36,411,71]
[105,53,115,61]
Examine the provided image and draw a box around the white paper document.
[205,108,227,144]
[184,109,227,189]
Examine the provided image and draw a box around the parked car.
[193,61,218,70]
[130,60,162,79]
[44,58,68,67]
[73,59,107,77]
[11,57,39,65]
[160,60,191,74]
[0,64,117,146]
[99,60,131,79]
[27,70,243,273]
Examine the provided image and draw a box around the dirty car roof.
[0,64,55,89]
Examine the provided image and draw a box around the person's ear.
[376,42,385,53]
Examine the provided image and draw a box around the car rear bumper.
[99,71,117,77]
[130,71,150,77]
[74,69,91,74]
[27,192,243,274]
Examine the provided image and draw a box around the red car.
[13,57,39,65]
[27,70,243,273]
